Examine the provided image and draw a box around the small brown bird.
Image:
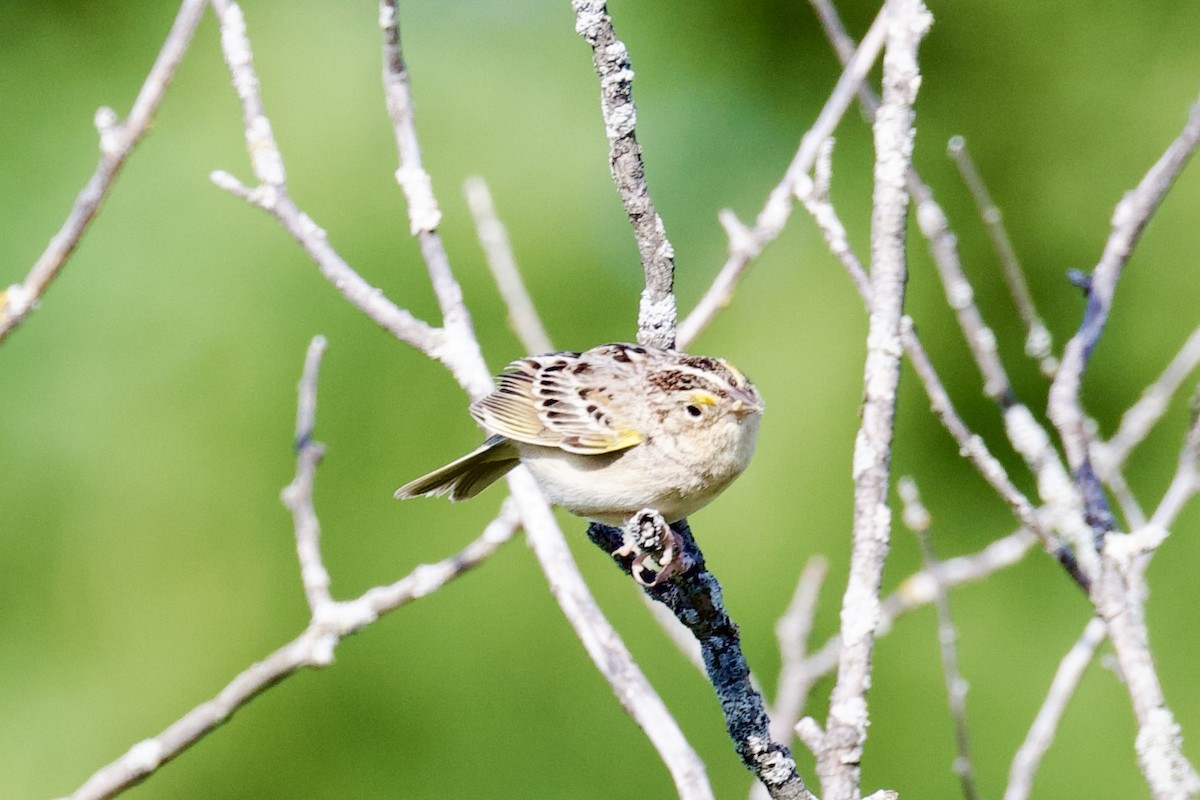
[396,343,763,526]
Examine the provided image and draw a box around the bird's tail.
[394,435,520,502]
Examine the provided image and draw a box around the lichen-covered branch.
[817,5,929,798]
[571,0,677,348]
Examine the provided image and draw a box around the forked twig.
[0,0,208,346]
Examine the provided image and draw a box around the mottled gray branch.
[817,4,929,798]
[0,0,207,346]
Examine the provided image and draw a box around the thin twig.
[571,0,677,349]
[676,6,889,349]
[0,0,208,346]
[769,556,830,745]
[1147,401,1200,530]
[282,335,334,612]
[899,478,981,800]
[1097,324,1200,473]
[1004,616,1107,800]
[818,5,929,798]
[947,135,1057,377]
[464,176,554,355]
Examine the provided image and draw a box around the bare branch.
[60,346,522,800]
[947,135,1057,377]
[1048,93,1200,542]
[802,528,1039,695]
[1004,617,1107,800]
[818,4,929,797]
[1094,538,1200,799]
[380,1,487,387]
[1147,403,1200,531]
[677,6,888,349]
[0,0,207,346]
[571,0,676,348]
[464,176,554,355]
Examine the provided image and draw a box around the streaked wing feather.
[470,353,644,455]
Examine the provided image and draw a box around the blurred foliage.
[2,1,1199,798]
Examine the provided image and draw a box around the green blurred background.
[3,1,1200,798]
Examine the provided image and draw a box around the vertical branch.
[0,0,208,346]
[818,3,930,798]
[571,0,677,349]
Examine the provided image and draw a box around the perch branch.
[214,2,717,794]
[818,4,929,798]
[0,0,208,346]
[588,520,815,800]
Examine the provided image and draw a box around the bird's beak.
[729,387,763,419]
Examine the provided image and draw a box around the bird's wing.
[469,353,645,455]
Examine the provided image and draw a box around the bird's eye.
[685,404,703,418]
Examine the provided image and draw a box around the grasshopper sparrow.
[395,343,763,526]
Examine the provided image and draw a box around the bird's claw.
[618,509,684,587]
